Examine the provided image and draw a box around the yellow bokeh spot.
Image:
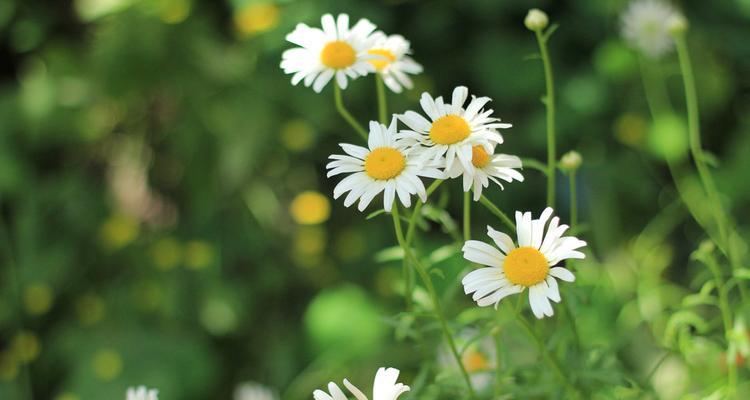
[12,331,41,364]
[184,240,214,270]
[100,213,139,249]
[471,145,491,168]
[280,120,316,152]
[463,350,490,373]
[503,247,549,287]
[364,147,406,180]
[430,115,471,145]
[290,191,331,225]
[55,393,80,400]
[160,0,191,24]
[235,2,280,35]
[367,48,396,71]
[23,283,54,315]
[320,41,356,69]
[92,349,122,381]
[150,237,182,270]
[76,294,106,326]
[0,351,18,381]
[615,113,647,148]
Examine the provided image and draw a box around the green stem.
[512,305,580,398]
[703,252,737,397]
[478,195,515,231]
[402,180,444,310]
[534,29,556,208]
[463,190,471,242]
[391,206,477,399]
[334,84,368,141]
[569,172,577,231]
[375,74,387,124]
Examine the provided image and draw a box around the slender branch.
[534,29,556,208]
[463,190,471,241]
[478,195,515,231]
[391,206,477,398]
[375,74,387,124]
[569,172,577,231]
[333,84,368,141]
[702,251,737,396]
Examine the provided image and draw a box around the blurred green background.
[1,0,749,399]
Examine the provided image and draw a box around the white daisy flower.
[313,367,410,400]
[397,86,511,176]
[367,32,423,93]
[281,13,379,92]
[234,382,277,400]
[621,0,679,58]
[126,386,158,400]
[446,144,524,201]
[461,208,587,319]
[327,118,443,212]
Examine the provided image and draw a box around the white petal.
[549,267,575,282]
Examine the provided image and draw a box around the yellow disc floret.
[367,49,396,70]
[503,247,549,287]
[365,147,406,180]
[429,115,471,145]
[471,145,491,168]
[320,41,356,69]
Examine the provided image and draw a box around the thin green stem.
[478,195,515,231]
[569,172,577,231]
[333,84,368,141]
[391,206,477,399]
[463,190,471,242]
[534,29,556,208]
[703,252,737,397]
[637,55,673,117]
[375,74,387,124]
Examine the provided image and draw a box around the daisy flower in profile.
[327,118,443,212]
[126,386,158,400]
[313,367,409,400]
[281,14,379,92]
[461,208,586,319]
[366,32,423,93]
[621,0,680,58]
[446,144,524,201]
[234,382,278,400]
[397,86,511,176]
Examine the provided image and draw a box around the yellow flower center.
[364,147,406,180]
[320,41,356,69]
[367,48,397,71]
[429,115,471,145]
[503,247,549,287]
[471,145,491,168]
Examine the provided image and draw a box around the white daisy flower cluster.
[326,86,523,211]
[313,367,410,400]
[126,386,158,400]
[621,0,682,58]
[281,13,422,93]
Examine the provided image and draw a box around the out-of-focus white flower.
[462,208,587,318]
[234,382,278,400]
[524,9,549,31]
[397,86,511,176]
[446,144,523,201]
[559,150,582,172]
[621,0,680,58]
[313,367,409,400]
[126,386,158,400]
[366,33,423,93]
[281,14,379,92]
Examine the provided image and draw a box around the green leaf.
[366,209,386,220]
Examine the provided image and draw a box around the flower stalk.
[376,74,388,124]
[532,27,557,208]
[334,84,368,141]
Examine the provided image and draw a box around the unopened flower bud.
[559,151,582,172]
[524,9,549,31]
[667,14,688,35]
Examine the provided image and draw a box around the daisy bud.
[667,14,688,35]
[524,9,549,31]
[559,151,582,172]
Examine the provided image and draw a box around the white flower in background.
[234,382,278,400]
[437,328,497,392]
[281,14,379,92]
[327,118,443,212]
[621,0,680,58]
[313,367,410,400]
[126,386,158,400]
[446,144,523,201]
[461,208,587,318]
[397,86,511,176]
[367,32,423,93]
